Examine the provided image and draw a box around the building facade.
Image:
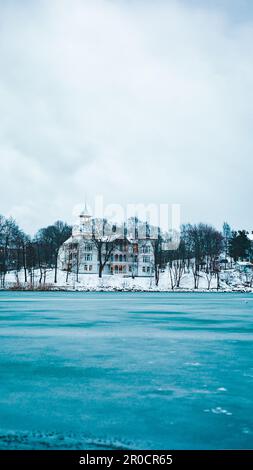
[58,207,156,277]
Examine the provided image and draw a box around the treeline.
[0,213,252,289]
[0,214,71,287]
[161,223,253,289]
[163,223,223,289]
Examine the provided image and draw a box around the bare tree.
[0,216,27,287]
[92,218,121,278]
[181,223,223,290]
[35,221,72,283]
[148,225,163,287]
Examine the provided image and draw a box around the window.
[84,243,93,252]
[129,265,132,272]
[142,246,151,254]
[70,243,78,250]
[84,264,88,271]
[119,254,122,262]
[89,265,92,271]
[123,255,126,262]
[147,266,150,273]
[143,256,150,263]
[142,266,146,272]
[84,253,92,261]
[111,254,114,261]
[133,244,138,253]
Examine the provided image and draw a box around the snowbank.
[1,267,253,292]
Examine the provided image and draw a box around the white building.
[58,206,156,277]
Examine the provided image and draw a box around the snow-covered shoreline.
[1,268,253,293]
[2,288,252,293]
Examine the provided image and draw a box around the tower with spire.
[79,202,91,226]
[71,202,92,238]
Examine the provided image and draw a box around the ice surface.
[0,291,253,449]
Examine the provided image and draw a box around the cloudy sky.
[0,0,253,234]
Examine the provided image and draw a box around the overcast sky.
[0,0,253,234]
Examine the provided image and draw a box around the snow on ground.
[1,267,252,292]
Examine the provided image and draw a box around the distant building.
[58,206,156,277]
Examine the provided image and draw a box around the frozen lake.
[0,291,253,449]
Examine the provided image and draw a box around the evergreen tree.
[229,230,251,261]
